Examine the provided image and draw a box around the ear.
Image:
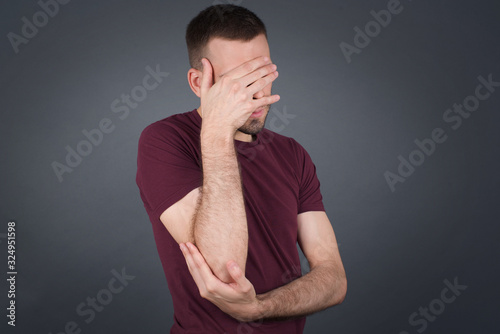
[187,68,202,98]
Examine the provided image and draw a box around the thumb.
[200,58,213,96]
[227,260,251,291]
[227,261,243,279]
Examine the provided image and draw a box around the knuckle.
[231,81,242,92]
[205,283,215,294]
[238,93,249,103]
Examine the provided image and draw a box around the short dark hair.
[185,4,267,70]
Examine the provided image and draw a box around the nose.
[253,90,265,99]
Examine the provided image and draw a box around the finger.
[180,243,207,291]
[227,260,253,293]
[180,243,196,275]
[251,93,281,110]
[185,243,233,294]
[225,56,272,80]
[186,243,218,279]
[240,63,277,88]
[200,58,213,97]
[246,70,279,97]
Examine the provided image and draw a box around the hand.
[199,56,280,135]
[179,242,262,322]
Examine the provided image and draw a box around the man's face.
[205,33,272,136]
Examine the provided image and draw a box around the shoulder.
[139,110,198,144]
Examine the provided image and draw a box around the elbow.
[206,256,247,284]
[211,261,235,284]
[337,277,347,304]
[333,275,347,306]
[192,222,247,284]
[324,266,347,307]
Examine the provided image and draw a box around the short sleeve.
[292,139,325,214]
[136,122,202,224]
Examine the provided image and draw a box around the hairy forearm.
[255,262,347,321]
[193,129,248,283]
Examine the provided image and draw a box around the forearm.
[193,129,248,283]
[255,262,347,321]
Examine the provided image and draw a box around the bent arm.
[192,130,248,283]
[256,211,347,320]
[160,55,279,284]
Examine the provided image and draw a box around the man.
[136,4,347,333]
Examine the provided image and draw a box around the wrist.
[200,128,236,154]
[201,128,233,143]
[201,123,234,139]
[253,293,271,321]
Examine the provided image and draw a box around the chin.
[239,115,267,135]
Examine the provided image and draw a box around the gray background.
[1,0,499,333]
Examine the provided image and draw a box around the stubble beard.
[238,105,270,135]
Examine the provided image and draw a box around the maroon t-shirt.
[136,108,325,333]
